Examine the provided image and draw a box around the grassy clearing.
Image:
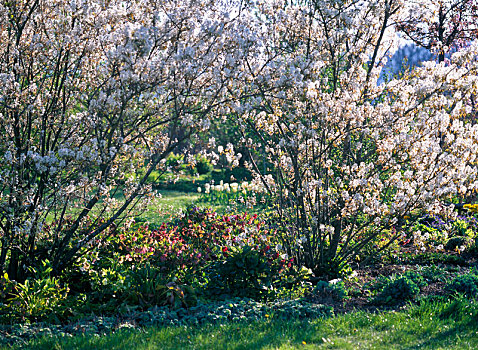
[139,190,201,225]
[138,190,245,225]
[47,189,226,227]
[12,298,478,350]
[139,190,263,226]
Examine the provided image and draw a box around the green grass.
[137,190,246,225]
[138,190,266,226]
[46,189,236,227]
[138,190,201,225]
[11,297,478,349]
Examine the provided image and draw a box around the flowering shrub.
[100,207,280,280]
[0,0,254,279]
[230,0,478,278]
[71,207,313,302]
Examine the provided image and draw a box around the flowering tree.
[232,0,478,277]
[396,0,478,62]
[0,0,246,279]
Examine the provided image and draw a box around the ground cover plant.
[1,0,478,348]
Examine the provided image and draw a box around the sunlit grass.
[45,189,236,227]
[139,190,246,225]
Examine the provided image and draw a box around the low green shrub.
[374,275,420,305]
[402,270,427,288]
[193,154,213,175]
[313,280,348,301]
[164,152,213,175]
[446,273,478,297]
[416,265,451,283]
[368,271,427,306]
[203,244,294,301]
[445,236,474,251]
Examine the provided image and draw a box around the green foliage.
[165,152,181,168]
[0,298,333,347]
[374,275,420,305]
[102,207,278,282]
[401,270,427,289]
[369,271,426,306]
[357,228,401,265]
[0,272,16,301]
[203,245,291,301]
[164,152,213,176]
[86,258,128,305]
[194,154,213,175]
[446,273,478,297]
[450,219,475,237]
[415,265,451,283]
[8,298,478,349]
[0,261,69,322]
[51,207,299,315]
[445,236,474,251]
[313,280,348,301]
[123,264,197,309]
[392,251,469,266]
[404,214,478,254]
[212,166,253,182]
[70,259,197,313]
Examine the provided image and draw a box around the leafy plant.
[369,271,427,306]
[402,271,427,289]
[445,236,474,251]
[446,274,478,297]
[124,264,197,309]
[2,260,69,322]
[373,275,420,305]
[416,266,450,283]
[313,280,348,301]
[193,154,213,175]
[204,245,291,301]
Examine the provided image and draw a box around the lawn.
[139,190,201,225]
